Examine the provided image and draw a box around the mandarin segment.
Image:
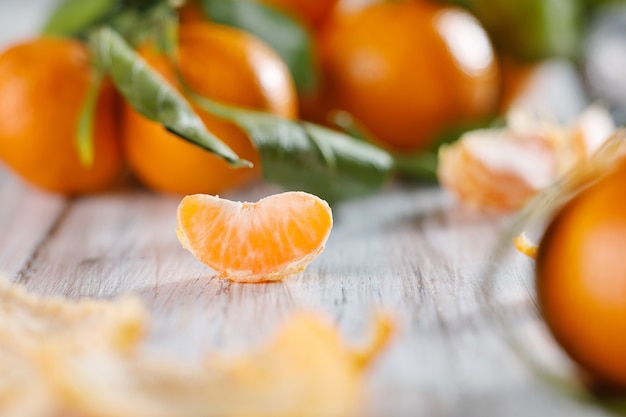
[176,191,333,282]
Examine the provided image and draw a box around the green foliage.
[43,0,120,37]
[89,26,249,168]
[444,0,584,61]
[189,93,393,202]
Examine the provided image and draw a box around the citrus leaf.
[189,93,393,202]
[76,69,104,168]
[450,0,584,60]
[199,0,318,93]
[88,26,250,168]
[394,153,439,182]
[43,0,120,37]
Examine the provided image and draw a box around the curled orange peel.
[438,105,617,212]
[0,276,393,417]
[513,232,539,260]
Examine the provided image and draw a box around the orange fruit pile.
[0,0,517,196]
[176,191,333,282]
[0,20,297,196]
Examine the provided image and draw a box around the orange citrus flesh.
[176,191,333,282]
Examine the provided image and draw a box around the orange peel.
[513,232,539,259]
[438,105,616,212]
[0,277,392,417]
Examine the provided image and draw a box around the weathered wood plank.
[20,186,206,297]
[0,168,67,278]
[10,174,611,416]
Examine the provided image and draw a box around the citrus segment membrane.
[176,191,333,282]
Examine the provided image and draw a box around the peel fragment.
[0,278,147,417]
[0,277,392,417]
[438,104,616,211]
[513,232,539,259]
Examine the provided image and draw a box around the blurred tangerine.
[0,37,122,195]
[537,160,626,389]
[319,1,500,152]
[122,22,297,195]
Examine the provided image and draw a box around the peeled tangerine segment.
[176,191,333,282]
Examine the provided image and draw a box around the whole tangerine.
[122,22,297,195]
[0,37,122,194]
[319,1,500,152]
[537,160,626,389]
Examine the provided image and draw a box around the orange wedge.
[176,191,333,282]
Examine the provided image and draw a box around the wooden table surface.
[0,2,615,416]
[0,166,613,417]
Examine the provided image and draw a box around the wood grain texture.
[0,168,67,278]
[0,170,613,417]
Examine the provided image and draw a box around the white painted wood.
[0,172,613,417]
[0,168,66,278]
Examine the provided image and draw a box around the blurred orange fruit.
[122,22,297,195]
[176,191,333,282]
[498,58,540,112]
[537,160,626,389]
[319,1,500,152]
[179,0,205,23]
[0,37,122,194]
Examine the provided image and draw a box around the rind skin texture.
[176,191,333,282]
[536,161,626,389]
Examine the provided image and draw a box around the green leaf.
[107,1,177,49]
[453,0,584,61]
[88,26,250,168]
[188,93,393,202]
[76,69,104,168]
[394,153,439,182]
[199,0,318,93]
[43,0,120,37]
[327,110,439,182]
